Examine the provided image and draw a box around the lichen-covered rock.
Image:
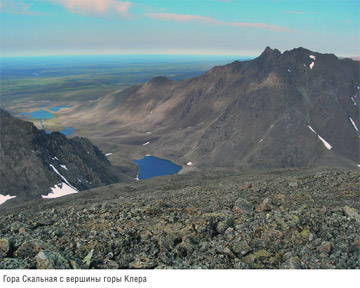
[83,249,94,268]
[233,198,254,215]
[255,203,272,213]
[242,250,271,264]
[353,236,360,248]
[230,241,252,257]
[280,257,301,269]
[0,238,13,257]
[319,242,332,254]
[343,206,360,222]
[300,229,310,241]
[35,251,71,269]
[14,241,41,259]
[129,257,157,269]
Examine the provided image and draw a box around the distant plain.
[1,55,251,170]
[1,55,251,107]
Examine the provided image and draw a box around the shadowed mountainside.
[0,109,133,207]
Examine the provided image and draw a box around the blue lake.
[29,110,55,119]
[134,156,182,180]
[21,106,75,136]
[49,105,72,112]
[46,127,75,136]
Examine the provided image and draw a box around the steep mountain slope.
[0,109,133,207]
[70,47,359,170]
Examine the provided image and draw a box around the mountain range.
[1,46,359,207]
[0,47,359,270]
[68,47,360,171]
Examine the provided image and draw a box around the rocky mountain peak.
[287,46,312,55]
[259,46,282,59]
[148,76,172,85]
[85,46,359,171]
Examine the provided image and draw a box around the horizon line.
[0,53,258,58]
[2,53,359,60]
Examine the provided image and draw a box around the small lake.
[49,105,72,112]
[46,127,75,136]
[29,110,55,120]
[22,105,72,120]
[20,106,74,135]
[134,156,182,180]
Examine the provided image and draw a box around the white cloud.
[53,0,131,16]
[0,0,43,15]
[287,11,319,15]
[146,13,290,32]
[146,13,222,25]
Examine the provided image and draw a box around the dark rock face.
[0,110,131,207]
[0,109,12,118]
[88,47,359,170]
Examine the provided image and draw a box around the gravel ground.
[0,167,359,269]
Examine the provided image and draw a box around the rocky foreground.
[0,167,359,269]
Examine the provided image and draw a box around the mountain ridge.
[66,47,359,171]
[0,109,133,207]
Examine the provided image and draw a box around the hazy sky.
[0,0,359,57]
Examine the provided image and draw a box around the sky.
[0,0,359,57]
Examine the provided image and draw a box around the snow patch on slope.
[307,125,332,150]
[350,118,359,132]
[317,135,332,150]
[42,182,78,199]
[308,125,317,134]
[0,194,16,205]
[60,164,68,170]
[49,164,77,190]
[308,55,316,69]
[351,97,357,106]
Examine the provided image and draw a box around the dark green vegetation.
[0,168,359,269]
[1,55,248,106]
